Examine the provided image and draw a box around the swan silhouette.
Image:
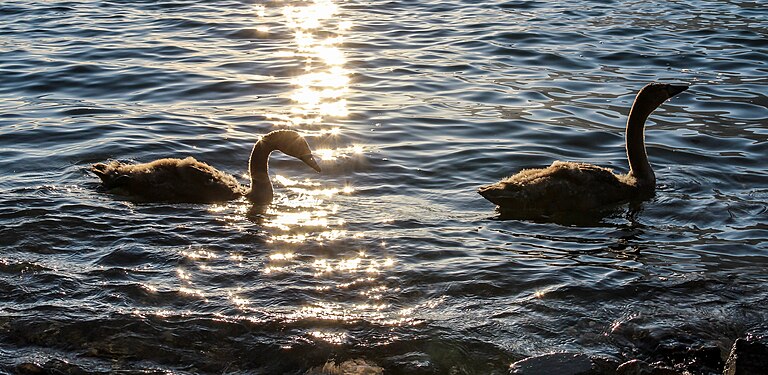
[478,82,688,214]
[91,129,320,204]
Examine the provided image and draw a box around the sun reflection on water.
[264,0,351,128]
[314,144,365,161]
[168,0,420,350]
[310,330,348,345]
[286,302,390,323]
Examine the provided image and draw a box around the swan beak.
[301,154,321,173]
[667,84,688,98]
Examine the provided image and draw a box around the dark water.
[1,0,767,373]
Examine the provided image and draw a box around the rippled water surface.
[1,0,767,373]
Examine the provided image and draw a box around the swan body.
[478,82,688,214]
[91,130,320,204]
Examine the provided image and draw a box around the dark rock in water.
[382,351,436,373]
[615,359,679,375]
[723,338,768,375]
[652,343,724,374]
[15,362,45,375]
[14,359,96,375]
[682,345,724,374]
[305,359,385,375]
[508,352,604,375]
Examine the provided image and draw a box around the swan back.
[91,157,242,203]
[478,161,638,213]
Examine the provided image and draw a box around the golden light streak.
[176,269,191,281]
[179,287,205,299]
[181,249,218,261]
[269,252,296,261]
[310,330,347,345]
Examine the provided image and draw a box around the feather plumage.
[91,130,320,204]
[479,82,688,215]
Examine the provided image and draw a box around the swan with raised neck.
[624,83,687,189]
[478,82,688,215]
[90,129,320,204]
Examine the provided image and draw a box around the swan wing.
[479,161,635,213]
[172,161,243,202]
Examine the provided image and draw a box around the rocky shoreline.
[508,337,768,375]
[12,337,768,374]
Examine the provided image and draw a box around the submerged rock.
[723,338,768,375]
[14,359,94,375]
[504,337,768,375]
[15,362,45,375]
[508,352,607,375]
[305,359,385,375]
[648,343,723,374]
[615,359,679,375]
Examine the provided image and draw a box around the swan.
[478,82,688,215]
[90,129,321,204]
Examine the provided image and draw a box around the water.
[1,0,767,373]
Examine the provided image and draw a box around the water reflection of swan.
[91,130,321,204]
[478,82,688,214]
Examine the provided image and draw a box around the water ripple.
[1,0,767,372]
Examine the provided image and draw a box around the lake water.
[1,0,767,373]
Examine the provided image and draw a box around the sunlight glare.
[310,330,347,345]
[179,287,205,299]
[265,0,351,128]
[181,249,217,261]
[254,5,266,18]
[338,20,353,31]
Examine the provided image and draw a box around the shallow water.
[1,0,767,373]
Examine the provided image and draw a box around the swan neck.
[250,140,274,178]
[247,139,276,203]
[625,100,655,187]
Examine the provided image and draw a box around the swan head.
[636,82,688,109]
[263,130,321,173]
